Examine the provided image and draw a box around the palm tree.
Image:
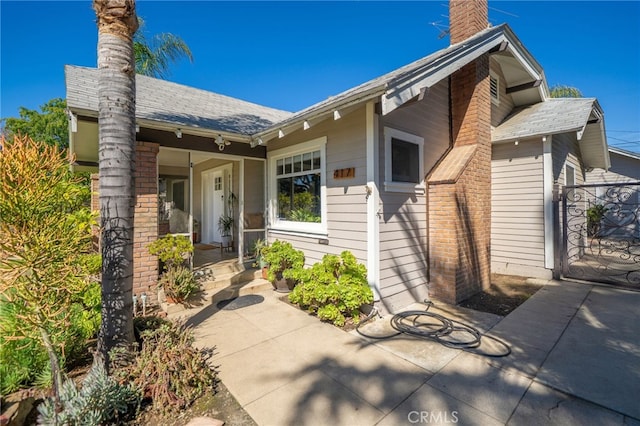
[93,0,139,371]
[134,17,193,78]
[550,85,583,98]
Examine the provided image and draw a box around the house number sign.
[333,167,355,179]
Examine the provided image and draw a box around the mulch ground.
[458,274,543,316]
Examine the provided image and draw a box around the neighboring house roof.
[253,23,545,145]
[492,98,610,170]
[65,65,293,136]
[609,146,640,161]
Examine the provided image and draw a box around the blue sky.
[1,1,639,151]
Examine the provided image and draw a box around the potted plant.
[218,214,234,246]
[251,238,269,279]
[148,234,197,304]
[148,234,193,271]
[587,203,608,237]
[261,240,305,292]
[159,265,199,304]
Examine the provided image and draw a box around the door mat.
[217,295,265,310]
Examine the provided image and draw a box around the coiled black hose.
[356,301,511,357]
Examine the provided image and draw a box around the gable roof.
[253,23,545,145]
[65,65,293,137]
[67,23,546,147]
[492,98,599,142]
[492,98,610,170]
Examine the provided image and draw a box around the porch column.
[133,141,160,303]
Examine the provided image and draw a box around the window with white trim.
[384,127,425,193]
[269,137,327,234]
[490,71,500,105]
[565,164,575,186]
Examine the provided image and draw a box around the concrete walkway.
[176,280,640,425]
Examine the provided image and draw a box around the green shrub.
[112,319,217,414]
[0,135,99,396]
[37,361,140,425]
[159,265,199,303]
[261,240,305,284]
[587,203,609,237]
[0,282,101,394]
[148,234,193,271]
[288,251,373,326]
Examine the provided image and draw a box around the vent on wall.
[490,73,500,105]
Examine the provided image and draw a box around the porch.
[158,146,268,266]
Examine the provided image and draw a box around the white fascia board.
[382,31,508,115]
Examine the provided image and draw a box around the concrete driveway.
[182,279,640,425]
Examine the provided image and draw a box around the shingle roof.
[255,24,518,138]
[65,65,293,135]
[492,98,597,143]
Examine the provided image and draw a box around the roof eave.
[250,85,386,146]
[68,107,252,143]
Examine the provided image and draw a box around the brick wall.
[427,0,491,304]
[133,142,160,303]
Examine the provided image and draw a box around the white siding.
[491,139,548,277]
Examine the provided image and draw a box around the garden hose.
[356,301,511,358]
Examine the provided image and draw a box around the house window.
[565,164,575,186]
[384,127,424,193]
[269,137,327,234]
[490,71,500,105]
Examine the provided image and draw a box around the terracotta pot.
[261,266,269,280]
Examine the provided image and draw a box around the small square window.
[384,127,424,193]
[391,138,420,183]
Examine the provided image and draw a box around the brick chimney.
[449,0,489,44]
[427,0,491,304]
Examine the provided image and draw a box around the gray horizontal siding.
[375,79,449,311]
[586,151,640,184]
[267,106,369,267]
[491,139,546,271]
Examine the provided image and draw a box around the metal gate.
[561,182,640,288]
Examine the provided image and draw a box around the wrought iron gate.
[561,182,640,288]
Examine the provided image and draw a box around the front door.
[202,166,231,244]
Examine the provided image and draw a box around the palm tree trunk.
[93,0,139,372]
